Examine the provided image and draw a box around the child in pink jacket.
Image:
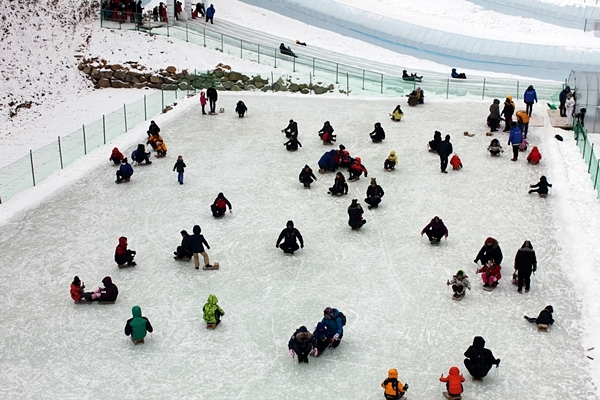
[200,91,207,115]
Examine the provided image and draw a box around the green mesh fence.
[573,119,600,196]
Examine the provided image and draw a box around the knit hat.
[545,305,553,313]
[324,307,333,316]
[370,178,377,185]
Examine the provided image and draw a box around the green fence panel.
[105,108,126,141]
[61,128,86,167]
[0,156,34,202]
[85,118,106,151]
[31,141,62,182]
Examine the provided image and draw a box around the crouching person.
[203,294,225,328]
[124,305,153,344]
[447,270,471,299]
[288,326,315,364]
[174,230,192,260]
[115,158,133,183]
[381,368,408,399]
[115,237,136,267]
[211,192,232,218]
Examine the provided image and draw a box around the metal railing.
[573,119,600,198]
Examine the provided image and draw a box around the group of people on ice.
[288,307,345,363]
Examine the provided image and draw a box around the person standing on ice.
[523,85,537,116]
[364,178,384,209]
[288,326,315,364]
[190,225,212,269]
[205,3,215,24]
[199,91,207,115]
[347,199,366,230]
[321,307,343,348]
[124,305,153,344]
[173,155,186,184]
[381,368,409,399]
[474,237,503,266]
[276,220,304,254]
[235,101,247,118]
[487,99,501,132]
[507,122,523,161]
[559,86,571,117]
[513,240,537,293]
[206,87,218,114]
[436,135,453,173]
[420,216,448,244]
[501,96,515,132]
[565,92,575,126]
[299,165,317,188]
[115,237,136,267]
[447,270,471,299]
[463,336,500,380]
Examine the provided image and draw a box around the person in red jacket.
[114,236,136,267]
[109,147,124,165]
[439,366,465,398]
[348,157,368,181]
[450,154,463,170]
[70,276,92,303]
[477,259,502,288]
[211,192,232,218]
[527,146,542,164]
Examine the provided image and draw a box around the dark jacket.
[429,131,442,150]
[501,101,515,119]
[475,238,503,265]
[489,99,500,119]
[348,203,365,228]
[119,162,133,177]
[366,184,384,199]
[213,193,232,211]
[276,227,303,247]
[284,136,302,151]
[288,326,314,351]
[101,276,118,302]
[312,322,332,343]
[536,307,554,325]
[319,124,334,136]
[299,166,317,184]
[421,217,448,237]
[190,225,210,253]
[321,308,343,336]
[463,336,499,378]
[283,121,298,137]
[437,137,453,156]
[514,240,537,276]
[330,175,348,195]
[559,86,570,103]
[206,4,215,18]
[124,305,153,340]
[235,101,247,114]
[173,159,186,173]
[147,122,160,135]
[206,87,218,101]
[318,150,337,170]
[531,176,552,194]
[370,126,386,142]
[180,232,192,251]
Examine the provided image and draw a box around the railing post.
[583,137,587,159]
[102,115,106,144]
[516,81,520,100]
[312,58,315,77]
[144,95,147,121]
[186,23,189,42]
[346,72,349,96]
[594,162,600,190]
[271,71,274,93]
[380,74,383,94]
[584,18,588,32]
[258,44,260,64]
[240,39,243,58]
[83,125,87,155]
[162,89,165,110]
[362,70,365,90]
[221,33,223,52]
[293,57,295,73]
[482,78,486,100]
[203,27,206,47]
[588,143,594,172]
[58,136,64,169]
[167,22,169,37]
[335,63,339,84]
[274,49,277,68]
[446,79,449,99]
[30,150,36,186]
[123,104,128,132]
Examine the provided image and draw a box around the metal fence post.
[346,72,349,96]
[594,162,600,190]
[584,18,588,32]
[274,50,277,68]
[123,104,128,132]
[258,44,260,64]
[221,33,223,52]
[335,63,339,84]
[380,74,383,94]
[446,79,449,99]
[102,115,106,144]
[83,125,87,155]
[516,81,520,100]
[362,70,365,90]
[167,22,169,37]
[144,95,147,121]
[240,39,243,58]
[162,90,165,110]
[583,137,587,159]
[271,71,274,93]
[30,150,36,186]
[293,57,296,73]
[203,28,206,47]
[186,23,189,42]
[312,58,315,77]
[482,78,486,100]
[588,143,594,172]
[58,136,64,169]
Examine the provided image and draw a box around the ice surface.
[0,93,598,399]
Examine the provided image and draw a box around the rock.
[166,66,177,74]
[97,78,111,88]
[229,71,242,81]
[230,84,242,91]
[289,83,300,92]
[252,75,262,83]
[133,82,147,89]
[138,75,147,83]
[113,70,127,80]
[111,80,132,88]
[313,85,329,95]
[220,76,229,82]
[298,83,308,90]
[149,75,164,83]
[222,81,233,89]
[241,75,250,82]
[300,88,310,94]
[182,69,188,75]
[163,76,176,84]
[223,71,230,77]
[276,77,285,86]
[128,70,143,77]
[77,63,84,71]
[82,65,91,75]
[244,84,256,91]
[254,81,264,89]
[110,64,122,71]
[91,69,100,79]
[99,69,114,79]
[328,84,335,90]
[214,70,224,78]
[148,82,163,89]
[261,85,271,92]
[272,83,280,92]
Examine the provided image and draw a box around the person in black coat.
[235,101,247,118]
[206,87,218,114]
[279,43,297,58]
[474,237,503,266]
[528,176,552,195]
[328,172,348,196]
[501,97,515,132]
[299,165,317,188]
[513,240,537,293]
[318,121,336,143]
[288,326,315,363]
[348,199,366,230]
[364,178,384,209]
[133,144,152,164]
[428,131,442,153]
[369,122,385,143]
[436,134,453,173]
[174,230,193,260]
[190,225,211,269]
[100,276,119,302]
[211,192,232,218]
[312,322,332,357]
[525,305,554,326]
[283,134,302,151]
[420,216,448,243]
[487,99,501,132]
[195,2,205,17]
[282,119,298,138]
[463,336,500,380]
[276,220,304,254]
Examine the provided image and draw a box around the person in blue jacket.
[523,85,537,117]
[321,307,343,348]
[190,225,212,270]
[116,158,134,183]
[205,4,215,24]
[318,149,337,173]
[451,68,466,79]
[507,122,523,161]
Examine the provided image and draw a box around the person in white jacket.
[566,93,576,126]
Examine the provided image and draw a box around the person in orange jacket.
[527,146,542,164]
[450,154,463,170]
[109,147,124,165]
[381,368,408,399]
[439,366,465,398]
[348,157,368,181]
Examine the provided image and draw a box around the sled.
[539,193,548,198]
[482,285,496,292]
[429,239,441,245]
[174,257,191,262]
[206,323,217,329]
[98,301,115,304]
[219,108,225,113]
[538,324,549,332]
[463,131,475,137]
[118,263,136,269]
[452,292,465,301]
[74,299,91,304]
[203,262,219,270]
[154,154,166,158]
[443,391,462,400]
[115,178,131,184]
[486,132,494,136]
[132,338,145,345]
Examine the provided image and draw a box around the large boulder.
[148,82,163,89]
[113,70,127,80]
[149,75,164,83]
[128,70,143,77]
[254,81,264,89]
[229,71,242,81]
[163,76,176,84]
[133,82,147,89]
[300,88,310,94]
[111,80,132,88]
[289,83,300,92]
[241,75,250,82]
[313,85,329,95]
[99,69,114,79]
[82,65,91,75]
[220,76,229,82]
[230,84,242,91]
[91,69,100,79]
[110,64,122,71]
[97,78,111,88]
[166,66,177,74]
[222,81,233,89]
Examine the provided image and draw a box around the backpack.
[338,311,347,326]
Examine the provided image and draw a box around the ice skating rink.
[0,93,598,399]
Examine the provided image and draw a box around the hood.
[507,96,513,101]
[112,147,120,153]
[566,86,570,91]
[193,225,201,234]
[354,157,361,163]
[431,216,442,224]
[493,99,500,104]
[452,68,456,72]
[484,237,498,248]
[540,175,548,183]
[132,305,142,318]
[531,146,540,154]
[297,325,308,333]
[217,192,224,198]
[118,237,127,247]
[449,366,460,375]
[445,135,451,141]
[200,91,206,98]
[388,368,398,379]
[207,294,218,306]
[102,276,112,286]
[527,85,534,90]
[316,322,326,331]
[545,305,553,313]
[389,150,396,156]
[328,149,337,156]
[473,336,485,349]
[522,240,533,249]
[286,220,294,228]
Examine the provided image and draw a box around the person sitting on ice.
[318,149,337,173]
[463,336,500,380]
[279,43,297,58]
[276,220,304,255]
[451,68,467,79]
[524,305,554,327]
[402,69,422,82]
[487,138,503,156]
[518,137,529,152]
[312,322,332,357]
[147,132,163,151]
[348,199,366,230]
[109,147,124,165]
[288,326,315,364]
[283,134,302,151]
[381,368,409,400]
[450,154,463,170]
[528,175,552,196]
[321,307,344,348]
[428,131,442,153]
[132,144,152,165]
[390,105,404,122]
[124,305,153,344]
[70,276,92,303]
[147,120,160,137]
[439,366,465,398]
[474,237,503,266]
[348,157,368,181]
[364,178,384,209]
[477,259,502,289]
[299,164,317,188]
[235,101,247,118]
[89,276,118,302]
[295,39,306,46]
[527,146,542,164]
[318,121,336,144]
[115,236,137,267]
[416,87,424,104]
[384,150,399,171]
[174,230,193,260]
[420,216,448,244]
[328,172,348,196]
[115,158,133,183]
[369,122,386,143]
[203,294,225,327]
[155,140,167,158]
[211,192,232,218]
[339,149,353,168]
[282,119,298,138]
[447,270,471,299]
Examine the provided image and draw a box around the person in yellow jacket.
[384,150,399,171]
[515,110,530,138]
[147,132,163,150]
[381,368,408,399]
[155,140,167,158]
[390,105,404,122]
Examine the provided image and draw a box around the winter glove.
[289,349,295,356]
[533,266,537,272]
[276,243,279,248]
[333,333,340,341]
[300,243,304,248]
[206,246,210,250]
[403,384,409,391]
[496,359,501,366]
[313,348,318,356]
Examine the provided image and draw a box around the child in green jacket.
[203,294,225,326]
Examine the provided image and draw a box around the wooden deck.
[547,109,572,130]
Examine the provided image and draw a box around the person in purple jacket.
[420,216,448,244]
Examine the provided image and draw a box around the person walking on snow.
[124,305,153,343]
[235,101,247,118]
[436,135,453,173]
[173,155,186,184]
[275,220,304,254]
[514,240,537,293]
[523,85,537,116]
[566,93,575,126]
[420,216,448,244]
[463,336,500,380]
[487,99,501,132]
[381,368,409,399]
[206,87,218,114]
[508,122,523,161]
[190,225,212,269]
[205,3,215,24]
[559,86,571,117]
[200,91,207,115]
[474,237,503,266]
[501,96,515,132]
